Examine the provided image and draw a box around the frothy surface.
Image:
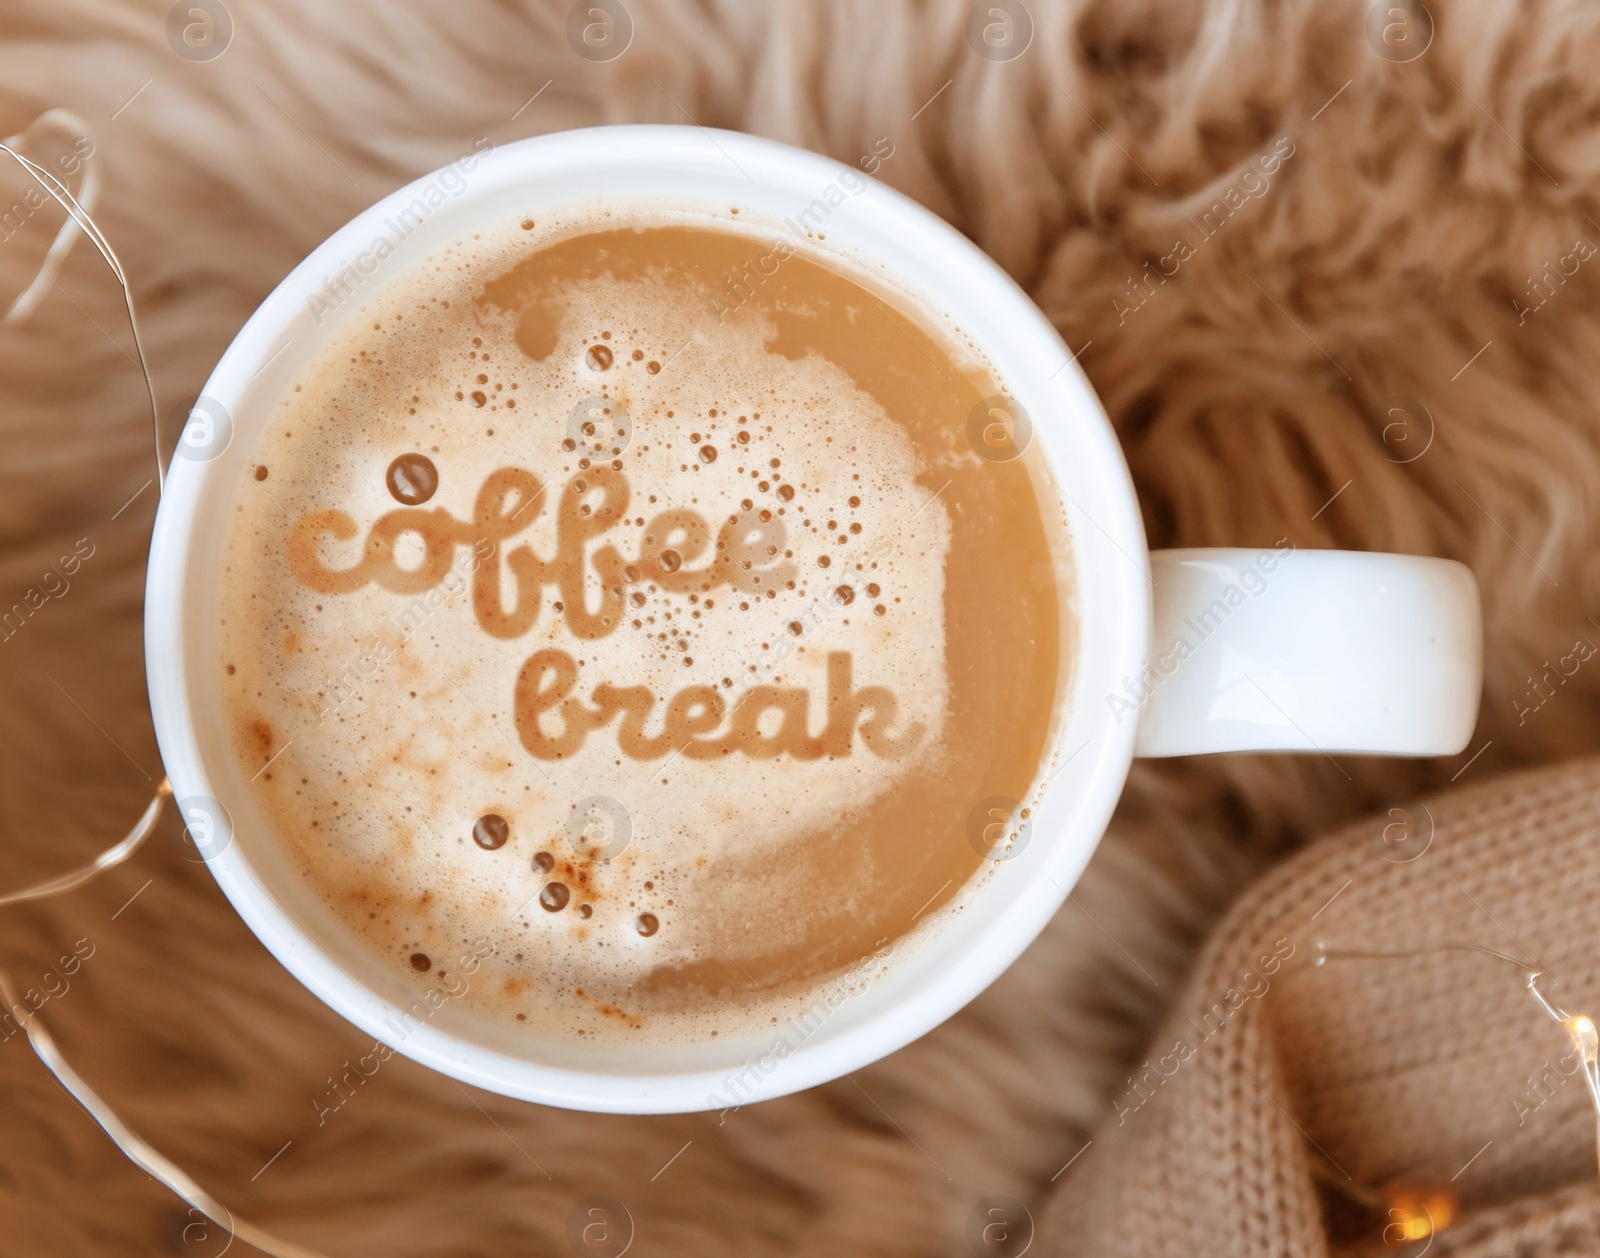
[219,218,1066,1044]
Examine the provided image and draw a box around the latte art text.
[287,465,921,761]
[289,464,798,637]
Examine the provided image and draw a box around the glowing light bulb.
[1570,1014,1598,1064]
[1382,1190,1455,1246]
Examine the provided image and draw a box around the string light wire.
[0,112,165,492]
[0,113,330,1258]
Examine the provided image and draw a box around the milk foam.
[220,220,962,1041]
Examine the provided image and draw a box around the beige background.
[1,0,1597,1253]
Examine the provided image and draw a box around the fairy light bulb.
[1569,1015,1598,1063]
[1383,1189,1455,1245]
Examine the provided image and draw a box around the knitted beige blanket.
[1047,757,1600,1256]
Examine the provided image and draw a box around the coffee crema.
[218,215,1070,1045]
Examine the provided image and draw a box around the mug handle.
[1130,547,1482,757]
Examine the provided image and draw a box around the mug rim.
[145,124,1149,1112]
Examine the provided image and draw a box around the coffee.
[218,214,1071,1044]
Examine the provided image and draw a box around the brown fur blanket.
[1,0,1597,1252]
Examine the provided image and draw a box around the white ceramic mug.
[145,126,1482,1114]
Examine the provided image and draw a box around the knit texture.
[1048,757,1600,1256]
